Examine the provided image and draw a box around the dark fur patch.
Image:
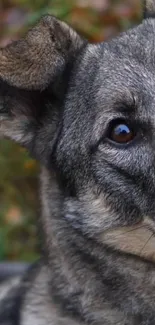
[0,262,40,325]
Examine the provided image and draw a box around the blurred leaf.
[5,206,22,225]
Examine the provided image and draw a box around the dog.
[1,0,155,324]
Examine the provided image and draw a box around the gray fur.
[1,1,155,324]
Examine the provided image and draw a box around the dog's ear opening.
[0,15,85,148]
[143,0,155,18]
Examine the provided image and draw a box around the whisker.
[139,233,154,255]
[111,226,145,239]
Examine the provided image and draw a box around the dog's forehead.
[73,19,155,108]
[106,19,155,61]
[81,18,155,86]
[64,19,155,132]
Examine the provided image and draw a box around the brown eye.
[109,122,135,144]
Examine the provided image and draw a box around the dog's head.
[1,1,155,261]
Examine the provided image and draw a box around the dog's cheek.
[63,187,116,237]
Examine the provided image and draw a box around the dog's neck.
[39,167,155,324]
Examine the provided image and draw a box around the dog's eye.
[108,120,135,144]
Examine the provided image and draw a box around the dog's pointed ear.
[143,0,155,18]
[0,15,84,90]
[0,15,85,150]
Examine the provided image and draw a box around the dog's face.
[1,1,155,262]
[55,19,155,261]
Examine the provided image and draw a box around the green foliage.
[0,140,39,261]
[0,0,141,261]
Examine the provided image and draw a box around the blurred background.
[0,0,142,262]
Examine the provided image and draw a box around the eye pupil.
[109,122,135,144]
